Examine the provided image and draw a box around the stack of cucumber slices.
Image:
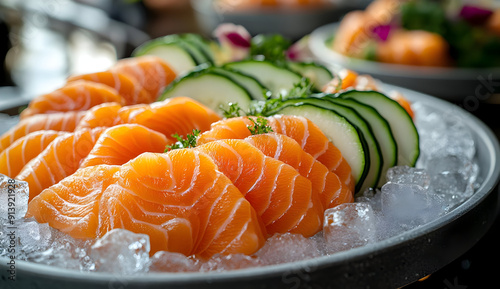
[133,33,420,194]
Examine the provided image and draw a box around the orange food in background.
[487,9,500,36]
[377,30,451,67]
[216,0,330,10]
[332,11,368,57]
[340,69,358,90]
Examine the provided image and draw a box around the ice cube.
[426,154,476,208]
[426,154,475,178]
[201,254,261,272]
[148,251,201,273]
[254,233,321,265]
[356,188,383,212]
[0,175,29,220]
[323,203,378,254]
[18,220,52,252]
[29,228,94,271]
[379,183,445,237]
[442,120,475,160]
[386,166,431,189]
[90,229,150,274]
[431,172,474,208]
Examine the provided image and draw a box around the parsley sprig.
[247,117,273,135]
[165,129,201,152]
[220,102,244,118]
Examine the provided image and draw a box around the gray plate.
[308,23,500,103]
[1,85,499,289]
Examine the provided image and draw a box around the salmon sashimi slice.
[197,115,355,192]
[75,97,222,139]
[67,70,153,105]
[19,80,126,119]
[111,56,177,101]
[80,124,173,168]
[0,110,86,152]
[244,133,354,209]
[195,139,323,237]
[105,150,265,257]
[74,102,124,130]
[120,97,222,138]
[16,127,106,201]
[0,130,67,178]
[26,165,120,238]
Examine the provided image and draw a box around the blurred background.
[0,0,369,111]
[0,0,499,288]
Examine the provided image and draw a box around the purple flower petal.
[372,25,392,42]
[225,32,251,48]
[459,5,493,25]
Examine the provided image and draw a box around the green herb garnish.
[220,102,244,118]
[247,116,273,135]
[165,129,201,152]
[250,34,292,64]
[285,78,313,99]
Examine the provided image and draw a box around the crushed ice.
[0,101,484,273]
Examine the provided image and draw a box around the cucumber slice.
[224,60,302,97]
[327,97,398,187]
[287,62,334,92]
[278,97,379,192]
[160,70,253,115]
[180,34,215,65]
[161,35,211,66]
[272,103,367,191]
[132,39,198,76]
[339,90,419,167]
[209,67,270,101]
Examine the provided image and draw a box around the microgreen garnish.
[247,117,273,135]
[165,129,200,152]
[250,34,291,64]
[285,78,313,99]
[220,102,244,118]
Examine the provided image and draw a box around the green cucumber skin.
[338,90,420,167]
[325,96,398,187]
[287,62,334,92]
[276,97,381,192]
[272,103,369,192]
[208,67,270,101]
[224,60,303,97]
[160,70,253,114]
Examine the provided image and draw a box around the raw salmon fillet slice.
[111,55,176,101]
[80,124,173,168]
[195,139,324,237]
[0,130,67,178]
[76,97,222,139]
[197,115,355,192]
[26,165,120,238]
[20,80,125,119]
[28,150,267,257]
[75,102,124,130]
[244,133,354,209]
[67,70,153,105]
[0,110,86,152]
[104,150,265,257]
[120,97,222,138]
[16,127,106,201]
